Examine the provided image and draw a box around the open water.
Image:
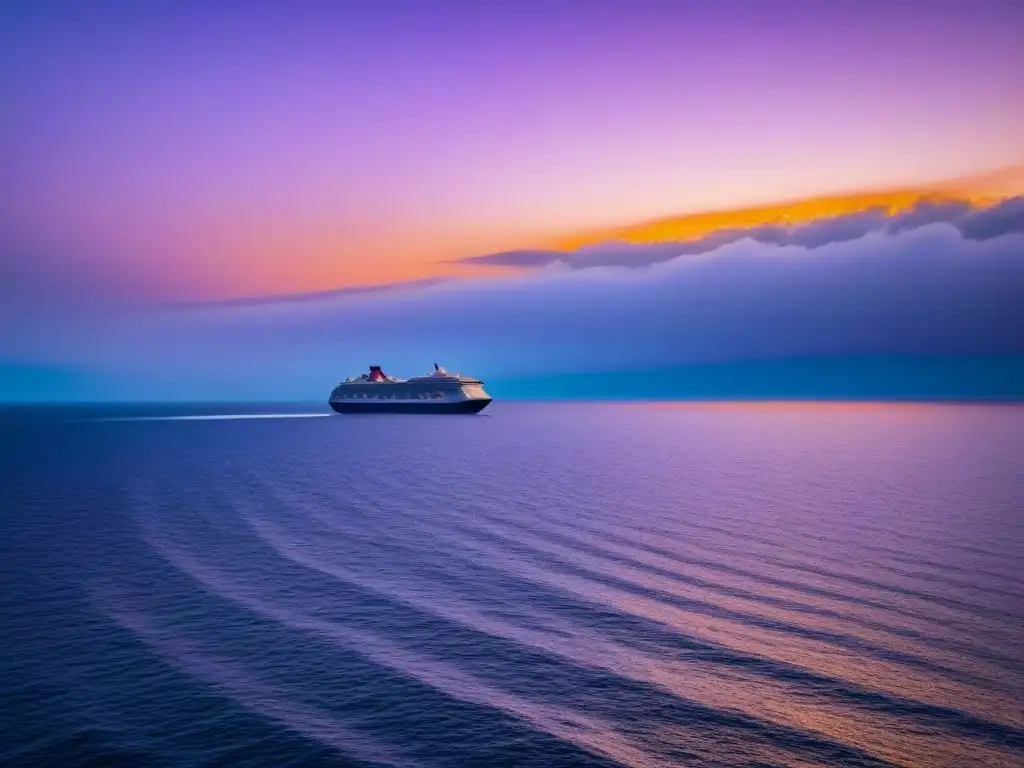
[3,402,1022,767]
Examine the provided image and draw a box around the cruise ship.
[328,364,492,414]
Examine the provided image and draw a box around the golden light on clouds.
[548,164,1024,252]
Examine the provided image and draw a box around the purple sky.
[3,0,1022,302]
[3,1,1023,400]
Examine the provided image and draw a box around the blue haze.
[4,218,1024,402]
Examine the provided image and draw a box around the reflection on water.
[3,402,1022,767]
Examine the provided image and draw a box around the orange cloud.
[178,163,1024,302]
[546,164,1024,251]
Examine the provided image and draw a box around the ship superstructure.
[329,364,492,414]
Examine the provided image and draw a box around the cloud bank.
[459,196,1024,271]
[7,214,1023,401]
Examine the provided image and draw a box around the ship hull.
[329,398,492,415]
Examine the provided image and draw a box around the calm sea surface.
[3,402,1023,768]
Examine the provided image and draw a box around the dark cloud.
[958,196,1024,240]
[456,249,565,269]
[885,199,973,234]
[457,196,1024,272]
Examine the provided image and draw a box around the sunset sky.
[3,0,1023,400]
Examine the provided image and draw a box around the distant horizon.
[6,398,1023,405]
[6,354,1022,405]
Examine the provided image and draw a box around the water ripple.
[3,402,1022,768]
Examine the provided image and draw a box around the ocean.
[3,402,1022,768]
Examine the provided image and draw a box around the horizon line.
[5,396,1023,406]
